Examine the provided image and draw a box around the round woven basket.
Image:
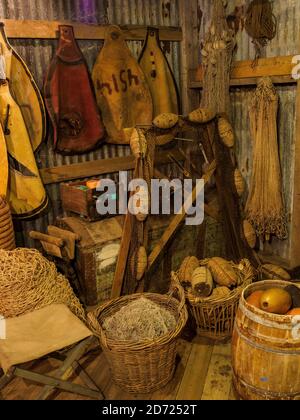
[180,259,256,341]
[88,278,188,394]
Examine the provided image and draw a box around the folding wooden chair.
[0,304,104,400]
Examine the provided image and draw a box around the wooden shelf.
[2,19,182,41]
[190,55,297,88]
[40,149,184,185]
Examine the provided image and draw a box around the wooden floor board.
[151,339,193,400]
[1,337,238,401]
[176,337,214,401]
[201,342,234,401]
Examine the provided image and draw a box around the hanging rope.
[245,0,277,62]
[246,77,287,241]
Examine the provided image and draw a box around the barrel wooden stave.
[232,280,300,400]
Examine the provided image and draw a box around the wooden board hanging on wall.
[2,19,182,41]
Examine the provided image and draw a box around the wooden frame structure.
[0,337,104,400]
[189,54,300,270]
[4,14,300,271]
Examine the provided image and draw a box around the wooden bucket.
[232,280,300,400]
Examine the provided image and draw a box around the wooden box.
[57,215,206,308]
[60,181,101,222]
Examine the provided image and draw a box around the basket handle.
[87,308,108,348]
[169,272,186,313]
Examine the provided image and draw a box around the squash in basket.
[261,264,291,281]
[178,256,199,288]
[206,257,238,288]
[191,267,213,298]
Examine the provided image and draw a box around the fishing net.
[201,0,236,115]
[200,0,259,268]
[123,129,156,295]
[246,77,287,240]
[245,0,277,62]
[0,248,86,323]
[102,297,177,342]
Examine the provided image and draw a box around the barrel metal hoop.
[239,304,292,330]
[234,323,300,355]
[233,372,300,400]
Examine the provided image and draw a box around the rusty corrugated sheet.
[0,0,181,246]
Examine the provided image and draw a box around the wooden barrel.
[232,280,300,400]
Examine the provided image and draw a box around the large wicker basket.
[179,259,255,341]
[88,278,188,394]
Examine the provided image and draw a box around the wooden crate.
[57,215,206,307]
[60,181,100,221]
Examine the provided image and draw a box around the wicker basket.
[179,259,255,341]
[87,277,188,394]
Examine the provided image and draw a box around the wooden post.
[290,79,300,268]
[179,0,201,114]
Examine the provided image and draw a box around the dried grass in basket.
[182,259,255,340]
[87,277,188,394]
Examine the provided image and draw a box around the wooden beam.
[111,164,140,299]
[14,368,102,400]
[148,160,217,271]
[191,55,296,88]
[179,0,200,114]
[290,78,300,269]
[190,75,296,89]
[2,19,182,42]
[40,150,184,185]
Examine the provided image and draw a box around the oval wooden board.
[0,24,46,151]
[0,125,8,197]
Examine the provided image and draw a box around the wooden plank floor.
[0,337,239,401]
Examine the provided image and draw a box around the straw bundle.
[245,77,287,240]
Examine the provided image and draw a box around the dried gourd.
[191,267,213,298]
[135,185,149,223]
[178,256,199,288]
[206,257,238,288]
[234,169,246,197]
[209,286,231,300]
[153,113,179,130]
[130,128,147,159]
[243,220,257,249]
[131,246,148,281]
[218,117,235,148]
[261,264,291,281]
[188,107,216,124]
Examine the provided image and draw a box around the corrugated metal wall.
[198,0,299,261]
[0,0,180,246]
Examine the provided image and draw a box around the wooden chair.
[0,305,104,400]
